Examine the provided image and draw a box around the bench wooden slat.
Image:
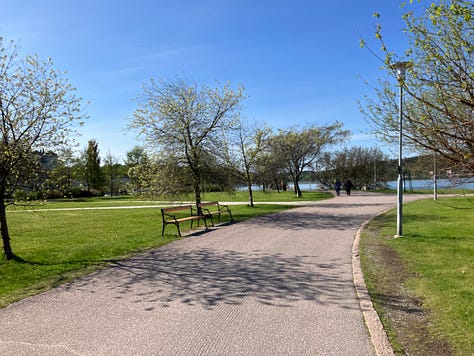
[162,205,193,213]
[161,205,208,237]
[160,202,232,236]
[198,201,219,207]
[174,216,202,223]
[197,201,233,227]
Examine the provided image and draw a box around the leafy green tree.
[254,145,288,192]
[125,146,148,167]
[229,121,272,206]
[269,123,349,197]
[42,148,79,198]
[0,39,85,259]
[128,154,193,199]
[82,139,104,197]
[361,0,474,173]
[199,149,238,193]
[125,146,149,195]
[314,147,390,189]
[129,77,245,211]
[102,150,122,196]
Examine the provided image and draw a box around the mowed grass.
[1,190,331,308]
[360,197,474,355]
[198,189,333,202]
[1,207,172,307]
[7,190,333,210]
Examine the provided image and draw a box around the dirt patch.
[360,225,454,355]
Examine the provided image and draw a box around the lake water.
[239,183,321,191]
[387,178,474,190]
[241,179,474,191]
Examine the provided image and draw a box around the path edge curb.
[352,210,395,356]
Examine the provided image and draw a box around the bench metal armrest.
[190,206,200,216]
[218,203,231,212]
[164,213,177,220]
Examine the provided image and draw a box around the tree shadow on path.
[250,208,380,231]
[63,247,359,311]
[59,198,393,312]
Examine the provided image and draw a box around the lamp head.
[391,61,410,82]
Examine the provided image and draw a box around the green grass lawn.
[7,190,332,210]
[198,189,333,202]
[360,197,474,355]
[1,190,331,308]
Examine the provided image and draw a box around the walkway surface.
[0,192,421,355]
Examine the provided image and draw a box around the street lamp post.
[392,61,409,238]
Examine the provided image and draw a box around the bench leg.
[162,223,181,237]
[196,217,210,229]
[207,215,214,227]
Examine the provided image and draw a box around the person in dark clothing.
[345,179,353,196]
[335,179,342,196]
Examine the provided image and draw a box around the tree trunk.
[247,180,254,207]
[292,173,302,198]
[294,182,302,198]
[110,178,114,197]
[194,177,202,215]
[0,198,14,260]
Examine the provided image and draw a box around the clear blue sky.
[1,0,414,161]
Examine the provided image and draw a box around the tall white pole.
[374,157,377,191]
[433,157,438,201]
[392,61,409,238]
[396,83,404,237]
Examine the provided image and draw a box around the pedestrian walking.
[345,178,353,196]
[335,179,342,196]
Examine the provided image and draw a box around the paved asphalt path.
[0,192,420,355]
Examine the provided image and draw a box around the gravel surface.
[0,192,421,355]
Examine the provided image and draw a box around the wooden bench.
[198,201,233,226]
[161,205,208,237]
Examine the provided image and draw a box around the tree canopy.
[129,77,245,209]
[361,0,474,174]
[269,123,349,197]
[0,38,86,259]
[230,121,272,206]
[81,139,104,196]
[314,146,390,189]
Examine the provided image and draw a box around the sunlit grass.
[184,189,332,202]
[7,190,332,210]
[360,197,474,355]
